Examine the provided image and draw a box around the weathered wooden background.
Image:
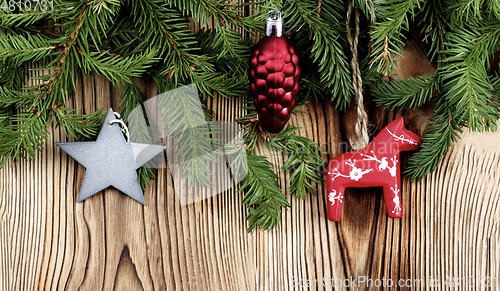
[1,15,500,291]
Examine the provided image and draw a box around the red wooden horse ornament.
[326,117,421,221]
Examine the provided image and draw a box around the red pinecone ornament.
[249,11,301,133]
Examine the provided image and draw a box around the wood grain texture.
[1,24,500,291]
[1,72,499,290]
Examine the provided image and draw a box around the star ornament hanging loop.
[56,108,166,205]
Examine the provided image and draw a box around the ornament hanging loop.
[108,112,130,142]
[346,2,369,151]
[266,11,283,37]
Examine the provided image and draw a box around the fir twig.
[0,1,75,27]
[353,0,382,22]
[404,96,463,180]
[369,0,423,76]
[372,74,436,110]
[81,49,158,86]
[168,0,242,27]
[284,0,353,110]
[238,97,261,151]
[240,151,289,232]
[268,126,326,199]
[439,23,499,132]
[118,80,160,190]
[399,21,500,180]
[418,0,449,62]
[53,106,104,140]
[0,111,49,167]
[0,32,56,66]
[155,76,218,188]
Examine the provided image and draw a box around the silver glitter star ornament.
[56,109,165,205]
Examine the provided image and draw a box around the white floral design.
[386,128,417,145]
[361,151,398,177]
[328,190,343,206]
[349,167,364,181]
[378,157,388,170]
[345,159,372,181]
[328,168,350,181]
[329,159,373,182]
[388,158,398,177]
[390,184,401,214]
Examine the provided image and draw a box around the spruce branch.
[488,0,500,20]
[154,76,218,188]
[0,1,76,27]
[130,0,204,62]
[118,81,159,189]
[405,96,463,180]
[401,21,500,180]
[118,80,146,124]
[295,71,324,104]
[353,0,382,22]
[81,49,158,86]
[284,0,353,110]
[440,23,500,132]
[268,126,326,199]
[418,0,450,62]
[42,1,90,103]
[0,32,56,67]
[0,111,49,168]
[241,0,281,32]
[448,0,483,27]
[89,0,121,14]
[188,71,247,99]
[242,120,260,151]
[223,135,249,187]
[491,74,500,99]
[0,85,37,108]
[0,19,79,165]
[6,0,500,231]
[53,106,104,139]
[208,26,247,64]
[372,74,436,110]
[160,27,249,99]
[369,0,424,76]
[195,28,250,76]
[168,0,242,27]
[317,0,344,27]
[130,0,226,100]
[240,151,289,232]
[238,97,262,151]
[0,61,27,91]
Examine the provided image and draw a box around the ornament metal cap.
[266,10,282,37]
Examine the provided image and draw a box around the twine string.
[346,2,369,150]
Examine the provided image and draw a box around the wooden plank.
[1,17,500,291]
[1,70,499,290]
